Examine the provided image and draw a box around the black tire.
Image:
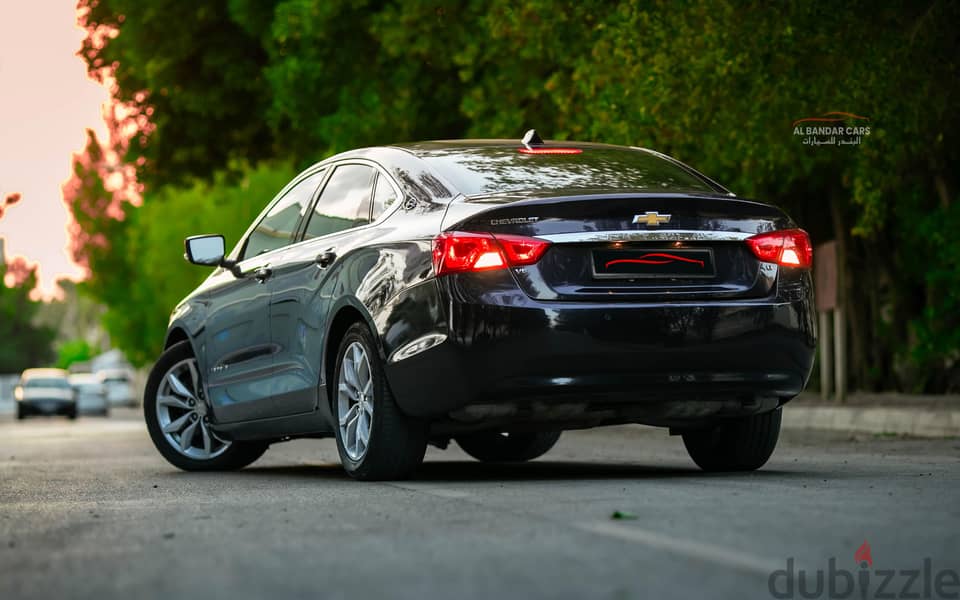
[144,341,268,471]
[16,405,26,420]
[66,406,78,420]
[682,407,782,472]
[456,430,562,462]
[333,323,427,481]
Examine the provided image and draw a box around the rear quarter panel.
[271,189,450,419]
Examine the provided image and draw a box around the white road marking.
[574,521,786,576]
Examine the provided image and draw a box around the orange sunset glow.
[0,0,114,298]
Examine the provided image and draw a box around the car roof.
[390,139,635,153]
[302,137,729,204]
[68,373,100,383]
[296,146,458,205]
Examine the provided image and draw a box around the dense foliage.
[0,262,55,373]
[55,339,96,369]
[70,0,959,391]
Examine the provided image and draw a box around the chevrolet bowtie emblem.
[633,211,672,226]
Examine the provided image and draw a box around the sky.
[0,0,110,298]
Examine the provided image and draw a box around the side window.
[371,173,399,221]
[303,164,375,240]
[241,170,325,260]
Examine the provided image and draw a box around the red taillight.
[517,147,583,155]
[495,234,551,265]
[432,232,551,276]
[745,229,813,269]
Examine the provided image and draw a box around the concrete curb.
[783,406,960,438]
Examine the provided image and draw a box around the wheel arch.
[163,325,201,365]
[322,300,381,410]
[164,326,190,350]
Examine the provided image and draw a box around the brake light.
[517,147,583,155]
[745,229,813,269]
[495,234,551,265]
[432,232,551,276]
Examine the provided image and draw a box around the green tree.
[55,339,96,369]
[79,0,279,188]
[263,0,469,160]
[71,0,960,390]
[0,261,55,373]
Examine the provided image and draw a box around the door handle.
[316,251,337,268]
[253,266,273,283]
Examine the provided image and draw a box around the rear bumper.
[19,399,77,416]
[385,271,816,428]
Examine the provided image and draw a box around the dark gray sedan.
[144,133,816,480]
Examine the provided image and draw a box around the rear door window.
[303,164,375,240]
[371,173,400,221]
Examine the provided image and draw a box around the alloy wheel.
[337,341,374,461]
[155,357,230,460]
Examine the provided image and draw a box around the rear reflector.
[433,232,551,276]
[517,147,583,155]
[745,229,813,269]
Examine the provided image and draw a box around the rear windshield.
[25,378,70,388]
[418,146,716,196]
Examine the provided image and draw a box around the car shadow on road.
[238,460,821,483]
[412,460,819,482]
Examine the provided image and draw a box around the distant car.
[68,373,110,417]
[15,368,77,420]
[97,369,136,407]
[143,133,815,480]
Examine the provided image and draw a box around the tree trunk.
[829,199,851,396]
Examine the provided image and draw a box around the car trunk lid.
[441,192,790,301]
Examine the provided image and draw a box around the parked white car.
[15,368,77,420]
[69,373,110,417]
[97,369,137,407]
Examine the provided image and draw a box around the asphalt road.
[1,410,958,600]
